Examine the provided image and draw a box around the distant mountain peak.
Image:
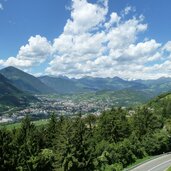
[5,66,17,69]
[4,66,21,71]
[157,76,170,80]
[56,75,69,79]
[113,76,122,79]
[39,75,69,80]
[0,66,54,94]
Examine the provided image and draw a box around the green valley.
[1,92,171,170]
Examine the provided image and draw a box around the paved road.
[130,153,171,171]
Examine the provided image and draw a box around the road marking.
[148,159,171,171]
[130,155,169,171]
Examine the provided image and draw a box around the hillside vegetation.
[1,66,171,109]
[0,73,37,110]
[1,93,171,171]
[0,66,53,94]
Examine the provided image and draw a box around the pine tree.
[133,107,163,138]
[97,108,130,143]
[55,115,94,171]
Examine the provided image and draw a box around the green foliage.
[0,66,53,94]
[0,73,36,107]
[142,130,170,155]
[46,113,59,147]
[133,107,163,137]
[104,163,123,171]
[27,149,55,171]
[55,115,95,171]
[167,166,171,171]
[0,128,16,170]
[1,98,171,170]
[97,108,130,143]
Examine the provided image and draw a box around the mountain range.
[1,66,171,108]
[39,75,171,95]
[39,76,148,94]
[0,66,53,94]
[0,72,36,107]
[0,66,171,95]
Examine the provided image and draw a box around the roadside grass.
[124,156,151,170]
[167,166,171,171]
[0,119,49,130]
[124,153,170,171]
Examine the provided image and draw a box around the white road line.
[148,159,171,171]
[130,155,169,171]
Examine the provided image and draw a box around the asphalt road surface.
[130,153,171,171]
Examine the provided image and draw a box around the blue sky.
[0,0,171,79]
[0,0,70,57]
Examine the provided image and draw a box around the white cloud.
[4,57,32,67]
[0,3,3,10]
[163,41,171,52]
[122,39,161,63]
[2,35,51,68]
[17,35,51,63]
[0,59,4,65]
[123,6,136,16]
[64,0,108,34]
[107,16,148,50]
[47,0,152,78]
[2,0,171,80]
[105,12,121,28]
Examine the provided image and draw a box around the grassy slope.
[147,92,171,109]
[0,119,49,130]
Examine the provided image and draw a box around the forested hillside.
[0,66,54,94]
[0,73,36,109]
[1,93,171,171]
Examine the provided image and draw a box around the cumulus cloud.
[0,3,3,10]
[0,59,4,65]
[47,0,156,79]
[122,6,136,16]
[163,41,171,52]
[63,0,108,34]
[2,35,51,68]
[104,12,120,28]
[2,0,171,79]
[121,40,161,63]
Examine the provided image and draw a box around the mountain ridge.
[39,75,147,94]
[0,73,36,107]
[1,66,171,95]
[0,66,54,94]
